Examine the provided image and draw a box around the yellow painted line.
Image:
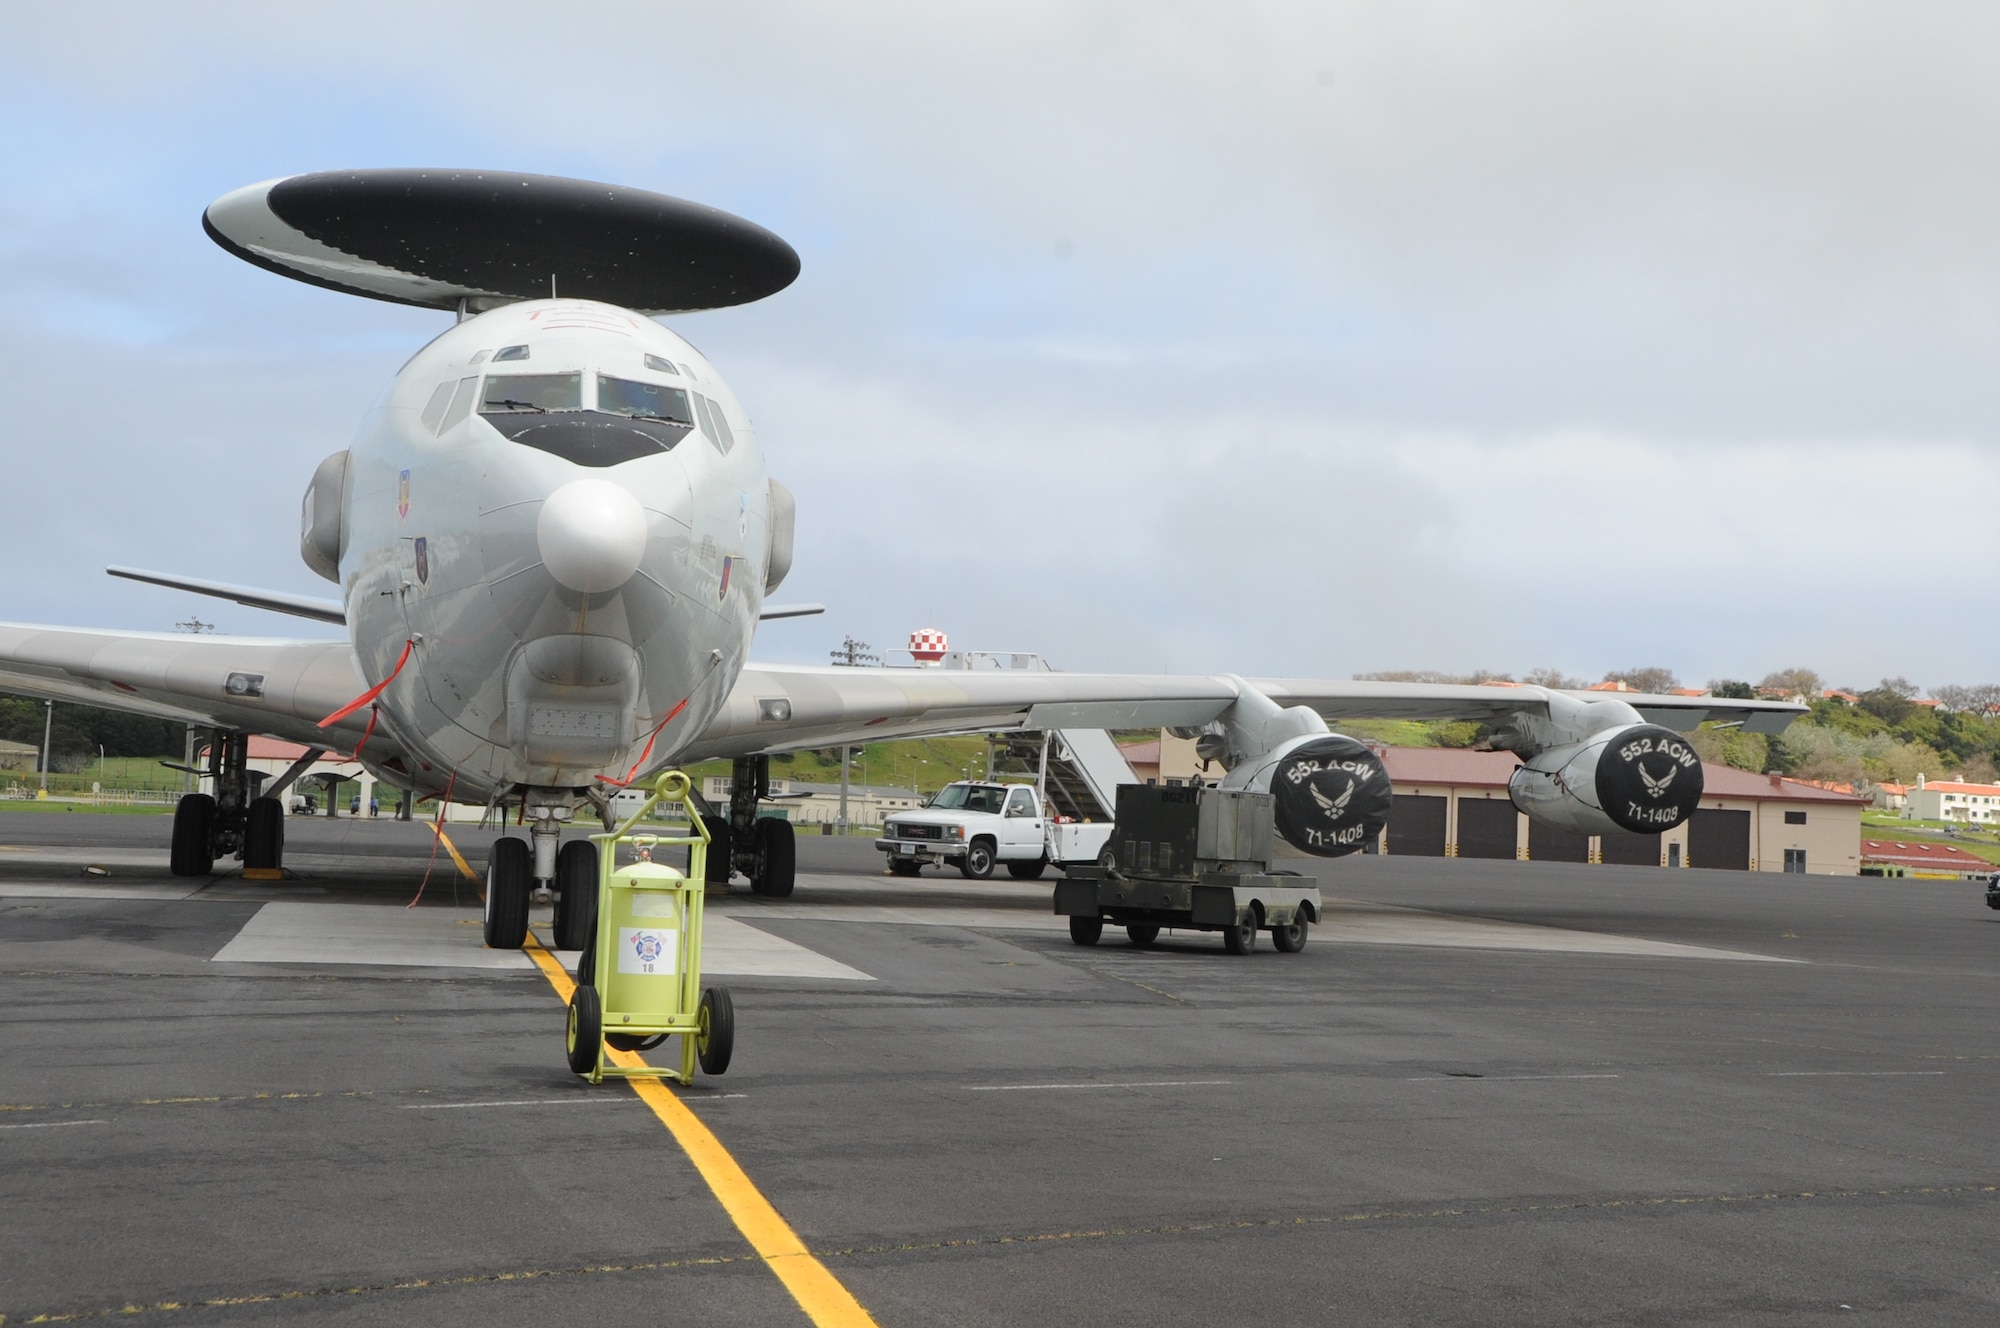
[522,931,878,1328]
[428,824,478,881]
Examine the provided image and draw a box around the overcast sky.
[4,3,1995,692]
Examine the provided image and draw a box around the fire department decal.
[618,926,677,976]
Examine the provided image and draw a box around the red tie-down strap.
[594,697,691,789]
[319,639,415,729]
[408,768,459,909]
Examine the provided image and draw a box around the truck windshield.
[929,783,1007,814]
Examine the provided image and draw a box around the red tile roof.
[1919,780,2000,796]
[248,736,355,763]
[1860,839,1992,873]
[1117,740,1161,766]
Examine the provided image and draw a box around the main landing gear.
[718,755,795,898]
[169,730,285,878]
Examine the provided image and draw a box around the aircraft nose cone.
[537,479,648,593]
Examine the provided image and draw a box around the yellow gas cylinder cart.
[565,771,734,1085]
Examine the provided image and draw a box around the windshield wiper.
[486,399,547,413]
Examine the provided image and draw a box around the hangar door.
[1600,832,1662,867]
[1527,820,1590,863]
[1387,795,1448,856]
[1688,809,1751,870]
[1456,798,1520,860]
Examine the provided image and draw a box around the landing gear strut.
[727,756,795,897]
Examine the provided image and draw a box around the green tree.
[1602,667,1679,694]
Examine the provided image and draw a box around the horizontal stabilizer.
[758,603,825,622]
[107,566,345,626]
[204,170,800,315]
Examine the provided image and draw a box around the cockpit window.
[480,373,581,413]
[598,375,692,424]
[642,353,679,375]
[493,344,530,362]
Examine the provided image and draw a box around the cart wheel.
[961,837,997,880]
[566,984,602,1076]
[1069,916,1103,946]
[169,793,215,877]
[1222,919,1257,955]
[243,797,284,871]
[697,987,735,1075]
[888,858,922,877]
[1126,924,1160,947]
[552,840,598,950]
[1271,913,1309,953]
[484,837,532,949]
[1006,858,1046,880]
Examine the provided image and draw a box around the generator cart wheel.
[169,793,216,877]
[243,796,284,872]
[552,840,598,950]
[1069,916,1103,946]
[697,986,735,1075]
[751,817,796,897]
[566,984,602,1077]
[1222,919,1257,956]
[1006,858,1046,880]
[1126,924,1160,947]
[888,858,922,877]
[961,837,997,880]
[1271,913,1309,954]
[484,837,532,949]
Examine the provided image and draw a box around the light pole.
[97,744,105,796]
[38,700,51,792]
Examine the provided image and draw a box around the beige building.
[0,738,39,771]
[1905,775,2000,824]
[1118,731,1206,786]
[1374,746,1865,874]
[701,776,922,827]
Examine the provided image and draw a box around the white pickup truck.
[875,781,1114,880]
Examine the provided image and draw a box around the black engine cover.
[1270,736,1394,857]
[1593,725,1704,833]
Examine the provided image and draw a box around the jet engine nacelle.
[1507,723,1703,837]
[300,450,347,583]
[1227,733,1393,858]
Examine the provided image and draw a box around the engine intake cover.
[1270,735,1393,857]
[1596,725,1704,833]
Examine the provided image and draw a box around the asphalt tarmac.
[2,808,1997,1325]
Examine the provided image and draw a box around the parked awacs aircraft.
[0,170,1803,953]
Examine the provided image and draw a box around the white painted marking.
[1766,1071,1946,1077]
[966,1080,1234,1092]
[209,904,872,979]
[0,1119,108,1131]
[400,1099,630,1110]
[1405,1073,1621,1081]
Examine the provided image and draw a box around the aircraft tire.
[1126,924,1160,947]
[1222,918,1257,956]
[697,986,735,1075]
[888,858,922,877]
[170,794,216,877]
[484,837,532,949]
[566,984,602,1077]
[751,818,795,897]
[553,840,598,951]
[701,815,732,885]
[960,837,997,880]
[1271,913,1309,953]
[1005,858,1046,880]
[243,797,284,871]
[1068,916,1103,946]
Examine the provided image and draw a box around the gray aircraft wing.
[682,665,1807,758]
[0,622,371,749]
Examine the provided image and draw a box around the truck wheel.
[1222,919,1257,955]
[1126,924,1160,947]
[888,858,922,877]
[1068,916,1103,946]
[170,793,216,877]
[1006,858,1046,880]
[961,838,996,880]
[484,837,532,949]
[1271,913,1309,953]
[566,984,602,1077]
[552,840,598,950]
